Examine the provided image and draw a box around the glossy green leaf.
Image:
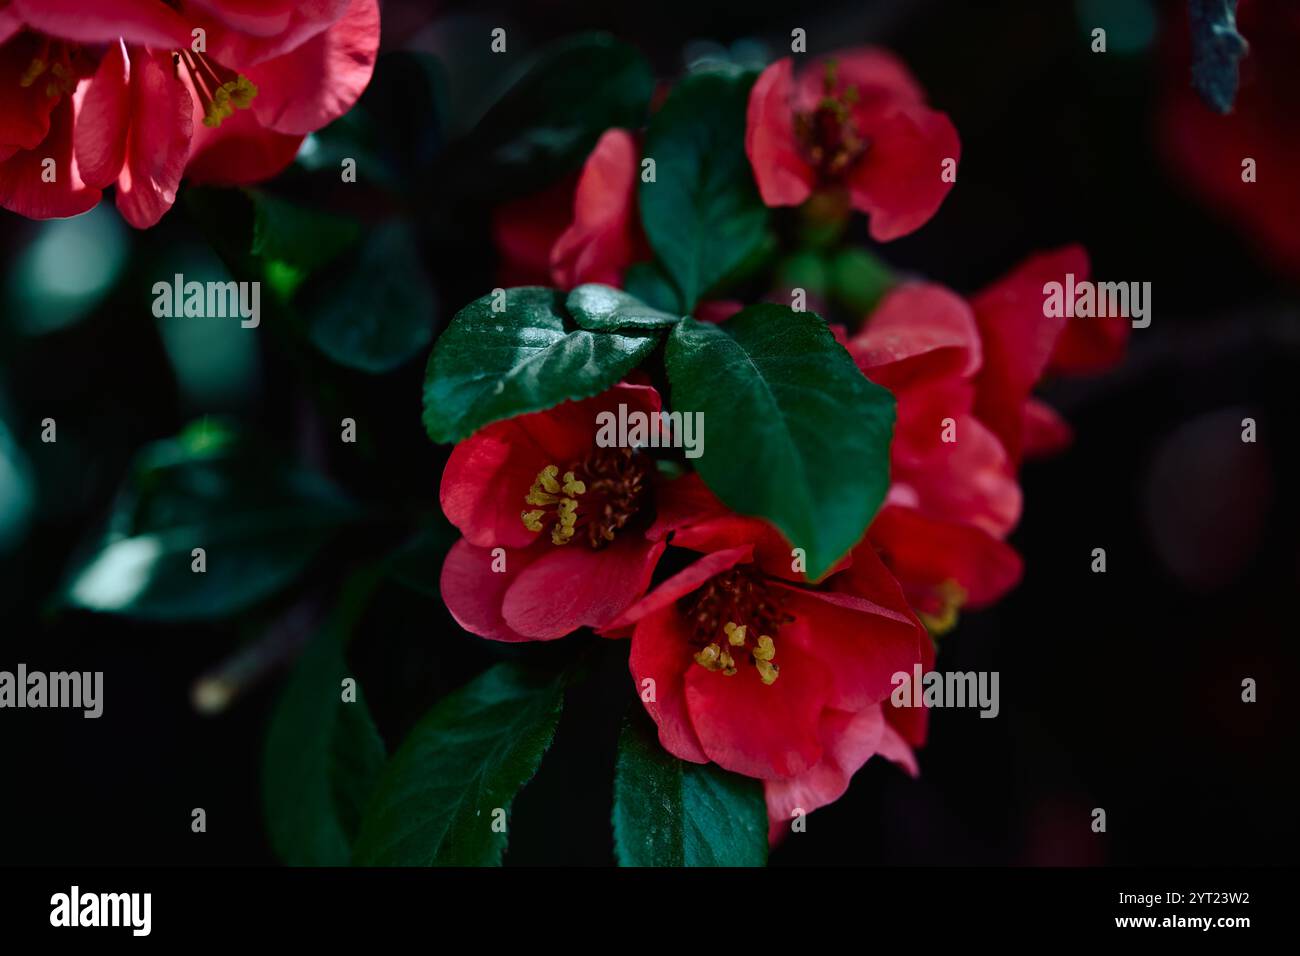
[353,662,564,866]
[612,709,767,867]
[665,306,895,580]
[639,68,769,310]
[422,287,658,444]
[59,419,357,619]
[566,284,682,331]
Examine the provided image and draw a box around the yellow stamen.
[522,463,587,545]
[756,659,779,685]
[19,58,47,88]
[918,580,967,637]
[754,635,776,661]
[724,621,747,646]
[694,643,722,670]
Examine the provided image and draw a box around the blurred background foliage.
[0,0,1296,864]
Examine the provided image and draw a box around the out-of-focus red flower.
[745,49,959,241]
[1161,0,1300,278]
[439,382,707,641]
[845,281,1024,626]
[969,245,1128,463]
[492,127,646,290]
[0,0,379,227]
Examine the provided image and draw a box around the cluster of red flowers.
[459,49,1129,836]
[0,0,378,227]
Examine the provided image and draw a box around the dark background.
[1,0,1295,865]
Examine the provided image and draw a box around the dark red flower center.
[521,446,649,549]
[793,60,868,180]
[679,567,793,685]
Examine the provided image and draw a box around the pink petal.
[629,606,711,764]
[684,637,830,780]
[550,127,642,289]
[744,57,814,207]
[439,537,546,643]
[601,545,754,634]
[764,705,886,840]
[247,0,379,135]
[13,0,190,47]
[1022,398,1073,459]
[970,244,1089,463]
[501,536,666,639]
[114,50,192,229]
[182,100,303,185]
[185,0,295,37]
[0,93,100,220]
[846,103,960,241]
[777,584,923,713]
[74,40,130,190]
[795,48,927,112]
[869,504,1023,610]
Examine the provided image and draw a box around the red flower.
[968,245,1128,463]
[439,383,700,641]
[745,49,960,241]
[0,0,378,227]
[492,127,646,289]
[603,522,929,827]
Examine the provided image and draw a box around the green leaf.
[422,287,658,445]
[639,68,769,310]
[249,189,362,301]
[300,220,438,374]
[353,662,565,866]
[612,709,767,867]
[622,261,684,314]
[263,572,387,866]
[566,284,682,331]
[448,33,653,198]
[665,306,895,580]
[59,419,357,619]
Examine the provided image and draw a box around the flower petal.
[685,637,830,779]
[182,100,304,185]
[777,583,923,713]
[846,103,959,241]
[629,605,711,764]
[439,537,546,643]
[550,127,642,289]
[74,40,130,190]
[869,503,1023,611]
[970,244,1088,463]
[246,0,379,136]
[745,57,814,207]
[764,704,885,840]
[0,32,62,152]
[0,93,100,220]
[114,50,193,229]
[13,0,190,47]
[502,535,666,639]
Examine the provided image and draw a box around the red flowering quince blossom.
[440,382,710,642]
[493,127,647,289]
[0,0,379,227]
[599,490,930,835]
[745,48,960,241]
[846,244,1128,629]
